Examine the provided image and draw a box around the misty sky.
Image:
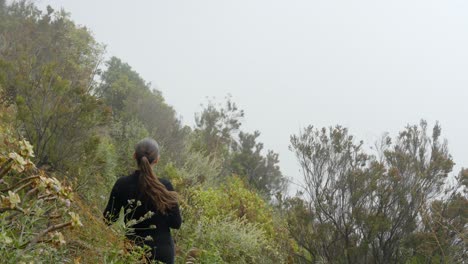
[38,0,468,191]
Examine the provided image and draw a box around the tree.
[193,97,244,157]
[367,121,454,263]
[288,121,455,263]
[97,57,149,115]
[408,168,467,263]
[230,131,286,197]
[193,98,287,196]
[0,0,6,16]
[97,57,189,165]
[0,2,107,168]
[289,125,371,263]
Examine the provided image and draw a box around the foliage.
[231,131,287,197]
[160,146,222,188]
[173,176,290,263]
[193,97,244,157]
[97,57,189,166]
[408,168,467,263]
[181,216,278,264]
[71,135,118,205]
[0,1,108,169]
[109,118,149,176]
[287,121,461,263]
[193,177,275,234]
[0,1,294,263]
[1,1,466,264]
[0,108,83,263]
[193,98,287,198]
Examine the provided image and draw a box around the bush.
[0,110,83,263]
[69,135,118,206]
[183,216,279,264]
[172,175,290,263]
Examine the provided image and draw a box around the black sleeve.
[162,179,182,229]
[103,180,123,225]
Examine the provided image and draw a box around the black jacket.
[103,171,182,263]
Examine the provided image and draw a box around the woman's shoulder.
[158,178,175,191]
[115,171,139,185]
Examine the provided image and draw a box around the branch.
[23,221,72,250]
[0,206,25,214]
[0,175,39,192]
[24,187,38,199]
[0,159,13,179]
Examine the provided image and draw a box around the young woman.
[104,138,182,264]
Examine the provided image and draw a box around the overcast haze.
[39,0,468,190]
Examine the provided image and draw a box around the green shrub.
[68,135,118,206]
[192,177,275,235]
[0,111,84,263]
[172,176,289,263]
[184,216,280,264]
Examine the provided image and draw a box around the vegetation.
[286,124,467,263]
[0,1,465,263]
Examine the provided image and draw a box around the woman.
[104,138,182,264]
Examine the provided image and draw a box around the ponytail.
[135,139,178,215]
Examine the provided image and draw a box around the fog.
[39,0,468,191]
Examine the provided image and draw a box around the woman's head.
[134,138,160,166]
[134,138,178,214]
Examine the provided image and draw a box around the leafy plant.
[0,115,83,262]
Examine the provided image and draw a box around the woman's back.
[104,170,182,263]
[103,138,181,263]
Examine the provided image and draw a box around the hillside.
[0,1,466,263]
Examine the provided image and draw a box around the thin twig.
[0,175,39,192]
[24,187,38,199]
[0,159,13,179]
[23,221,72,250]
[0,206,25,214]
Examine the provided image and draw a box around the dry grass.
[64,196,125,263]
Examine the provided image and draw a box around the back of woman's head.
[135,138,160,165]
[134,138,178,214]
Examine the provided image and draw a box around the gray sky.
[39,0,468,191]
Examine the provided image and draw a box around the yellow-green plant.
[0,120,83,263]
[172,175,291,263]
